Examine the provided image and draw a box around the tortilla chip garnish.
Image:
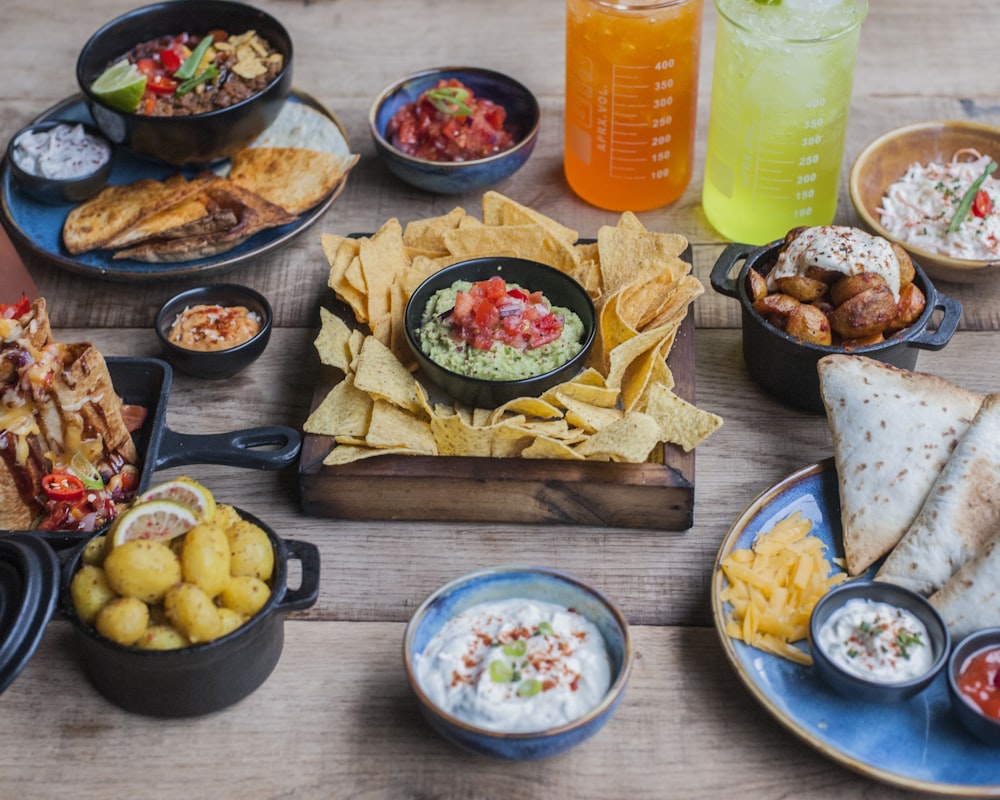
[314,307,356,371]
[366,400,437,453]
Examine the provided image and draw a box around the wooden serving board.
[298,312,696,531]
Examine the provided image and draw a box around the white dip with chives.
[817,597,933,683]
[877,149,1000,261]
[414,598,612,732]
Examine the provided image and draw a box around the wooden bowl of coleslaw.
[849,120,1000,284]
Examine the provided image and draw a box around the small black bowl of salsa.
[76,0,293,167]
[404,257,596,409]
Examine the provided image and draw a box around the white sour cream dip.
[12,123,110,180]
[414,598,612,732]
[767,225,902,301]
[817,597,933,683]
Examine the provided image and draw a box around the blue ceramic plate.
[712,459,1000,796]
[0,89,351,281]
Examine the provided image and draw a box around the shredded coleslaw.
[877,149,1000,261]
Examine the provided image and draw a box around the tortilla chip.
[520,436,585,460]
[323,444,419,465]
[314,307,356,371]
[557,393,623,433]
[303,374,373,438]
[644,383,723,452]
[403,207,467,251]
[353,335,423,413]
[360,219,408,345]
[443,224,547,261]
[574,411,662,462]
[431,412,495,457]
[366,399,437,453]
[481,191,578,245]
[228,147,358,215]
[597,224,688,295]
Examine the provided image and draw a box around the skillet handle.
[907,293,963,350]
[276,539,321,613]
[710,242,757,298]
[153,425,301,471]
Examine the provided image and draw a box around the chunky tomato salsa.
[417,276,585,381]
[385,78,515,162]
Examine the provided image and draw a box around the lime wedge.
[90,60,146,112]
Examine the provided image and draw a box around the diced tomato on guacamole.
[417,276,585,382]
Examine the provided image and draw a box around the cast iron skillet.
[21,356,300,548]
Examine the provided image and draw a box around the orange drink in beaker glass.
[565,0,703,212]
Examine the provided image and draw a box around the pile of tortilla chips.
[305,191,722,465]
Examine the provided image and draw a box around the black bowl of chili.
[369,66,539,194]
[76,0,293,167]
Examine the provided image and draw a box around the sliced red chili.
[42,472,86,502]
[159,48,183,73]
[146,74,179,94]
[1,294,31,320]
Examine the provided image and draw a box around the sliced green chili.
[174,34,215,80]
[176,65,220,95]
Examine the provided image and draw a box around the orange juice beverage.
[702,0,868,245]
[565,0,703,212]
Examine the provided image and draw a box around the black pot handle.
[276,539,321,613]
[154,425,301,471]
[710,242,757,298]
[907,292,963,351]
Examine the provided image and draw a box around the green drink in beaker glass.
[702,0,868,245]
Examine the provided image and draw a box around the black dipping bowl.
[61,509,320,717]
[6,120,113,205]
[808,581,950,704]
[76,0,293,167]
[948,627,1000,745]
[155,283,272,379]
[710,239,962,413]
[404,257,596,409]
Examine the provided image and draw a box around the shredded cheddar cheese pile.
[720,511,847,666]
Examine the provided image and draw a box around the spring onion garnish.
[948,160,998,232]
[536,621,554,637]
[502,639,527,657]
[489,660,513,683]
[426,86,473,117]
[176,65,220,95]
[516,679,542,698]
[174,34,215,81]
[70,452,105,491]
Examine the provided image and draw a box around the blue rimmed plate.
[0,89,351,281]
[712,459,1000,796]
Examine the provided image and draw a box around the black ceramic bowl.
[948,627,1000,745]
[369,66,539,194]
[61,508,320,717]
[76,0,293,167]
[710,238,962,413]
[155,284,272,379]
[404,257,596,408]
[808,581,950,704]
[6,120,113,205]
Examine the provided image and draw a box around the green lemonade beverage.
[702,0,868,244]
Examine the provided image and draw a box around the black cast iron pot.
[710,240,962,413]
[60,509,320,718]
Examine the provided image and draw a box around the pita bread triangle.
[817,354,984,575]
[875,393,1000,595]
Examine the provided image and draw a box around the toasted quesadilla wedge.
[0,297,50,382]
[113,180,297,262]
[62,172,216,255]
[930,535,1000,640]
[876,393,1000,594]
[817,354,984,575]
[103,192,238,249]
[228,147,358,215]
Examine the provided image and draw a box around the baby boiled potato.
[103,540,181,605]
[135,624,190,651]
[95,596,149,646]
[70,565,117,624]
[182,522,231,597]
[227,520,274,581]
[220,575,271,617]
[164,582,224,644]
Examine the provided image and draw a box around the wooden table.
[2,1,999,797]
